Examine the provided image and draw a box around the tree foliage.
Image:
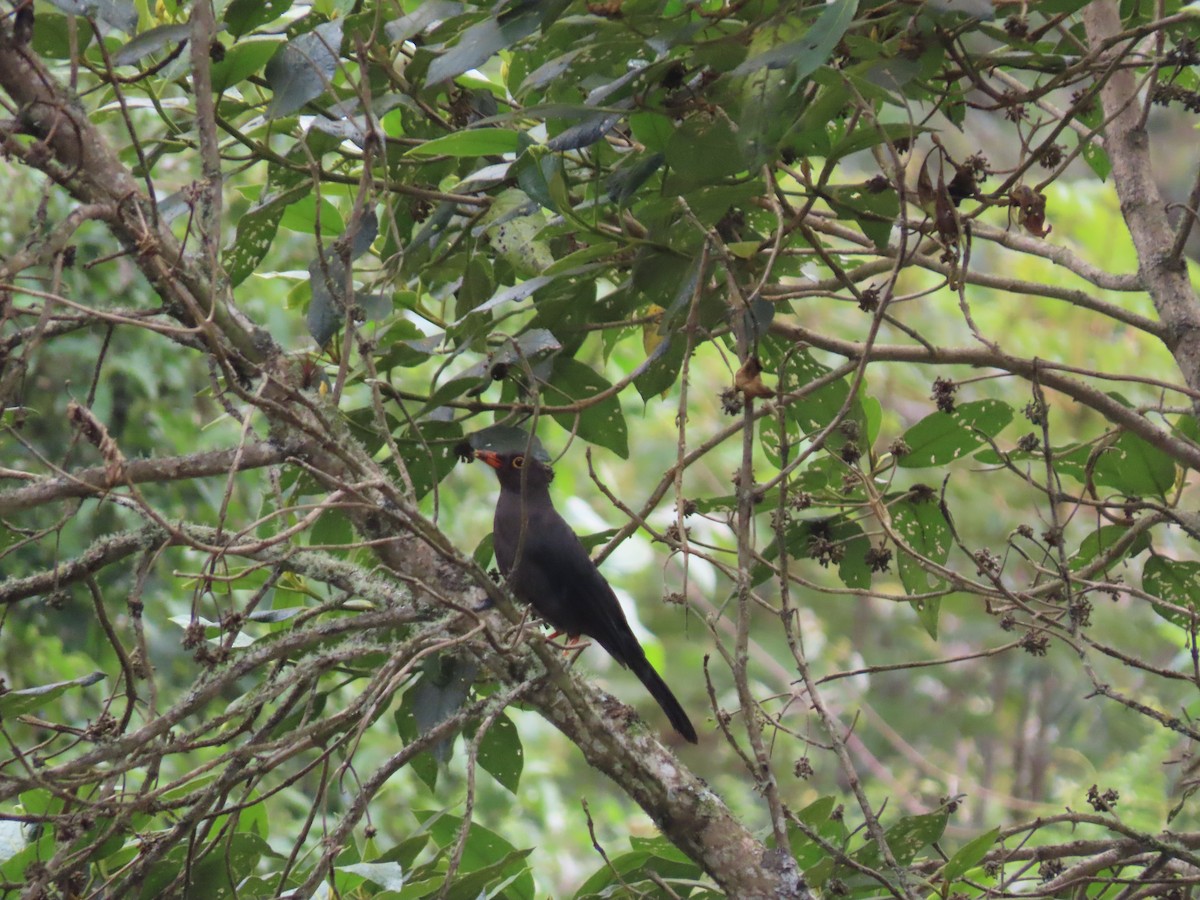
[3,0,1200,896]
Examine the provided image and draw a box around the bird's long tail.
[629,655,698,743]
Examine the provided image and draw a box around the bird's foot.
[546,632,589,655]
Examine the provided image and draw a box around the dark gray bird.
[476,448,698,743]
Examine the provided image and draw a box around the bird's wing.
[523,526,644,666]
[524,525,699,742]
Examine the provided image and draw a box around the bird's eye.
[512,456,525,469]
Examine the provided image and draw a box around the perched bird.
[475,448,698,743]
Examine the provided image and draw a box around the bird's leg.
[545,631,590,656]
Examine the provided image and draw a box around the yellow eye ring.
[512,456,525,468]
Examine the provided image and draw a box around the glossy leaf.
[226,0,292,37]
[408,128,524,158]
[265,20,344,118]
[113,24,189,66]
[0,671,104,717]
[425,6,541,85]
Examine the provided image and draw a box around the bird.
[475,448,698,743]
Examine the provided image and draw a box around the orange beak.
[474,449,502,469]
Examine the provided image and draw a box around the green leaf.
[634,333,686,401]
[340,860,407,891]
[1143,556,1200,628]
[830,122,927,160]
[513,145,560,210]
[606,152,664,207]
[478,189,554,278]
[476,713,523,794]
[415,811,534,899]
[665,116,744,187]
[576,851,652,896]
[898,400,1015,468]
[425,6,541,85]
[788,796,848,874]
[759,347,869,467]
[280,192,345,237]
[45,0,135,31]
[222,181,310,287]
[629,112,673,152]
[1090,431,1177,498]
[783,74,851,157]
[544,241,620,275]
[305,210,377,346]
[733,0,858,83]
[826,182,901,250]
[547,357,629,458]
[0,671,105,718]
[225,0,293,37]
[444,849,534,900]
[1070,525,1151,572]
[891,498,950,638]
[113,24,190,66]
[891,500,950,585]
[408,128,524,158]
[408,655,478,763]
[31,12,89,59]
[575,838,701,898]
[211,39,282,94]
[265,20,343,118]
[942,826,1000,881]
[1077,104,1111,180]
[768,515,872,589]
[779,350,847,432]
[473,532,495,570]
[851,810,948,870]
[183,832,276,898]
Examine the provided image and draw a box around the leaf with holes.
[475,713,523,794]
[1090,431,1177,498]
[851,810,948,871]
[898,400,1014,468]
[1143,556,1200,628]
[891,497,950,638]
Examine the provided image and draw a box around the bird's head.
[475,449,555,491]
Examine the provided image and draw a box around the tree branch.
[1083,2,1200,408]
[0,441,285,514]
[771,319,1200,472]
